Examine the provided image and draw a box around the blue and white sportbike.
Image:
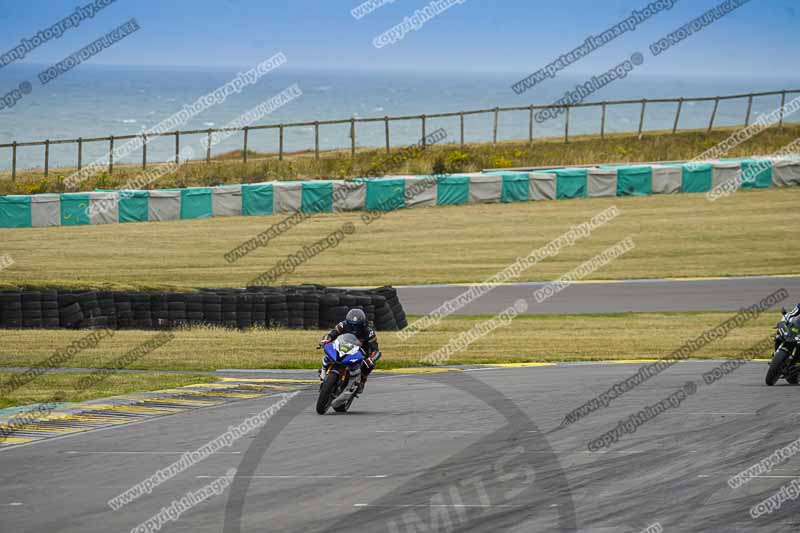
[316,333,365,414]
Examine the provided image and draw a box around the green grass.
[0,187,797,290]
[0,312,778,375]
[0,372,215,409]
[2,124,800,195]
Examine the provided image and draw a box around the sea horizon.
[2,63,799,171]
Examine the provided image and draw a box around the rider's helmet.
[345,308,367,332]
[789,315,800,334]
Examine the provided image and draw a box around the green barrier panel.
[681,163,712,193]
[242,183,273,216]
[180,187,213,219]
[740,160,772,189]
[60,193,91,226]
[617,166,652,196]
[366,178,405,211]
[436,175,469,205]
[119,191,149,223]
[0,195,32,228]
[554,169,587,199]
[301,181,333,213]
[501,173,530,203]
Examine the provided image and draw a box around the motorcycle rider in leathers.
[318,308,381,394]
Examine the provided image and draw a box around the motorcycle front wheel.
[766,348,790,386]
[333,393,355,413]
[316,373,339,414]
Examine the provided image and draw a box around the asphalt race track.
[2,361,799,533]
[397,275,800,315]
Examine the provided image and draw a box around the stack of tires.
[0,285,408,332]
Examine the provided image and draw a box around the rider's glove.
[365,351,381,370]
[318,335,331,348]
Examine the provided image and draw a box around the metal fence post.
[491,107,498,145]
[141,134,147,169]
[175,132,180,164]
[108,136,114,175]
[279,125,285,161]
[421,115,427,147]
[206,129,212,163]
[243,127,249,163]
[564,106,570,143]
[350,119,355,159]
[384,116,390,154]
[601,102,607,139]
[459,112,464,147]
[528,105,534,145]
[77,137,83,171]
[11,141,17,181]
[708,97,720,134]
[638,99,647,139]
[780,90,787,127]
[744,95,753,127]
[314,122,320,161]
[672,98,683,134]
[44,139,50,177]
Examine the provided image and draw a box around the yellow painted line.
[69,415,136,425]
[3,424,82,434]
[375,368,462,374]
[218,377,318,384]
[179,383,248,390]
[484,362,557,368]
[140,398,223,407]
[155,388,264,399]
[602,359,663,364]
[397,273,800,289]
[79,404,178,414]
[0,437,36,446]
[184,384,293,393]
[236,384,296,391]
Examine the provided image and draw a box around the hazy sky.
[0,0,796,76]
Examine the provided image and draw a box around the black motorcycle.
[766,307,800,386]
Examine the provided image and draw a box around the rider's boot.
[319,356,329,383]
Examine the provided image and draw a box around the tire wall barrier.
[0,285,408,332]
[2,157,798,228]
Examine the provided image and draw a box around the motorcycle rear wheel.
[766,348,790,386]
[316,373,339,414]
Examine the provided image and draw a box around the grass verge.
[0,187,797,290]
[0,311,778,375]
[0,372,216,409]
[2,124,800,195]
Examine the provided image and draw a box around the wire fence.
[2,88,798,180]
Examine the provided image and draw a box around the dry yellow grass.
[0,187,797,290]
[3,124,800,194]
[0,312,778,373]
[0,372,215,409]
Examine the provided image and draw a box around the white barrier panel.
[712,162,742,191]
[30,194,60,227]
[651,165,682,194]
[332,180,366,212]
[530,172,557,201]
[272,182,303,213]
[587,169,618,197]
[88,192,119,225]
[404,176,437,208]
[148,190,181,221]
[772,160,800,187]
[212,185,242,217]
[466,173,502,204]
